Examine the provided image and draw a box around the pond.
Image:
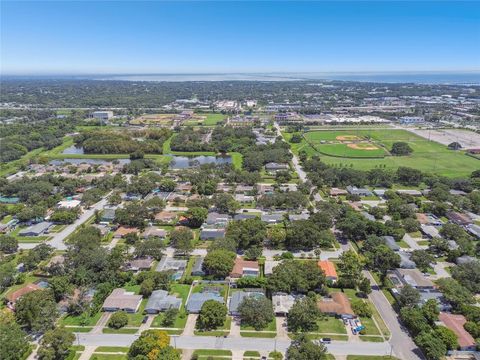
[62,145,85,154]
[169,155,232,169]
[50,158,131,165]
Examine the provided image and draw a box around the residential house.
[235,185,254,194]
[113,226,138,239]
[446,211,472,226]
[186,292,224,313]
[393,269,435,290]
[206,212,231,226]
[272,293,300,316]
[318,260,338,282]
[6,283,42,305]
[101,208,116,223]
[155,211,177,224]
[383,236,401,251]
[466,224,480,238]
[439,313,476,350]
[330,188,348,197]
[396,189,422,197]
[145,290,182,314]
[233,213,259,221]
[265,162,289,173]
[229,291,265,316]
[18,221,52,237]
[398,251,416,269]
[416,213,443,226]
[102,289,142,313]
[156,257,187,280]
[261,213,284,224]
[317,292,355,319]
[57,199,81,209]
[346,186,372,197]
[235,194,255,203]
[288,213,310,221]
[230,258,260,278]
[257,184,274,195]
[200,227,226,240]
[191,257,205,277]
[361,212,376,221]
[126,257,154,271]
[264,260,279,275]
[420,224,440,239]
[141,226,167,239]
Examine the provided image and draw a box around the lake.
[62,145,85,154]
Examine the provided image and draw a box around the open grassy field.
[292,129,479,177]
[316,143,388,158]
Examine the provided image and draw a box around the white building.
[92,111,114,121]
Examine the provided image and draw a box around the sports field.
[292,129,480,177]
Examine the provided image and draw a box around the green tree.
[202,249,236,278]
[337,250,363,288]
[391,142,413,156]
[134,237,165,260]
[38,326,75,360]
[434,326,458,350]
[410,250,434,273]
[238,296,274,331]
[212,193,239,214]
[184,207,208,228]
[226,218,267,250]
[266,227,286,248]
[287,297,321,333]
[197,300,227,331]
[286,333,328,360]
[268,260,325,294]
[358,277,372,295]
[0,235,18,254]
[108,311,128,329]
[127,330,171,359]
[285,221,334,251]
[49,276,73,302]
[398,284,421,308]
[169,227,194,256]
[15,290,59,332]
[161,308,179,327]
[415,331,447,360]
[0,321,30,360]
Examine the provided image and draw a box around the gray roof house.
[145,290,182,314]
[398,251,416,269]
[288,213,310,221]
[420,224,440,239]
[228,291,265,316]
[186,292,224,313]
[206,212,231,226]
[19,221,52,237]
[383,236,400,251]
[200,228,226,240]
[156,257,187,280]
[101,208,116,222]
[466,224,480,239]
[265,162,289,172]
[261,213,284,224]
[346,186,372,197]
[233,213,259,221]
[191,257,205,277]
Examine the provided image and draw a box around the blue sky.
[1,1,479,74]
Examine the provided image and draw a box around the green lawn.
[244,351,260,357]
[240,331,277,338]
[359,317,381,336]
[60,312,102,327]
[102,328,138,334]
[240,318,276,331]
[359,336,385,342]
[151,311,188,329]
[193,350,232,356]
[204,113,227,126]
[194,316,231,336]
[126,299,147,326]
[294,129,479,177]
[65,327,93,333]
[94,347,129,353]
[316,317,347,334]
[89,354,127,360]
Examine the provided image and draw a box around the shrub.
[108,311,128,329]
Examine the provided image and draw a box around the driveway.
[182,314,198,336]
[275,317,289,340]
[91,312,111,334]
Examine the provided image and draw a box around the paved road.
[363,271,424,360]
[19,195,111,250]
[75,333,391,356]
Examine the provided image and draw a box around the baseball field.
[289,129,479,177]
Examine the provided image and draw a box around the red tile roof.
[439,312,476,349]
[318,260,338,279]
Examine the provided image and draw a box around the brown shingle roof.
[317,292,354,316]
[439,312,476,349]
[230,258,259,278]
[6,283,42,303]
